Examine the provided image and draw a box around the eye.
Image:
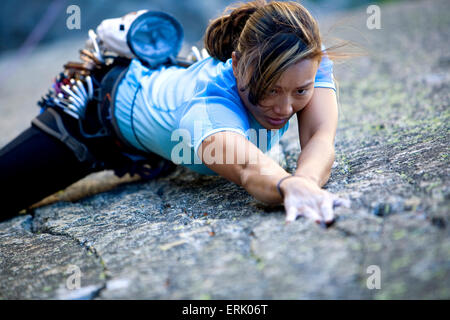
[268,89,277,96]
[297,89,307,95]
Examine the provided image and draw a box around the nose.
[273,96,293,117]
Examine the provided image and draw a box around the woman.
[0,0,350,225]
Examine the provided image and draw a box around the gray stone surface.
[0,0,449,299]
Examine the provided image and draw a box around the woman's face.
[232,52,319,129]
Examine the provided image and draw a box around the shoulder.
[180,57,247,125]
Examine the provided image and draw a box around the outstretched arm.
[280,87,350,223]
[198,131,289,205]
[296,87,338,187]
[198,88,349,226]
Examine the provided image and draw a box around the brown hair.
[204,0,352,105]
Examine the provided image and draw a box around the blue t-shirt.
[114,48,336,175]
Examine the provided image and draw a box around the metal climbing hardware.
[34,10,209,180]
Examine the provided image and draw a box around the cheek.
[297,89,314,103]
[304,89,315,104]
[293,94,313,112]
[292,103,304,114]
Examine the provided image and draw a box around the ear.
[231,51,239,78]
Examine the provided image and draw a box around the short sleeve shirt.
[114,46,336,175]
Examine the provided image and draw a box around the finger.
[333,196,351,209]
[320,199,335,224]
[285,206,301,223]
[303,207,323,224]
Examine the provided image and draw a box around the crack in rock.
[28,214,111,299]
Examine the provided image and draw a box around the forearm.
[239,155,290,205]
[199,131,289,205]
[295,133,335,187]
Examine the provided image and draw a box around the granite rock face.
[0,0,449,299]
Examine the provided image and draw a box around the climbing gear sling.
[32,11,191,180]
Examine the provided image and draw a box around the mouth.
[266,116,289,126]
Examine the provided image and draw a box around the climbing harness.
[33,10,207,180]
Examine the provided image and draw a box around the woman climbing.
[0,0,350,225]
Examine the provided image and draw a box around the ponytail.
[204,0,266,62]
[204,1,358,106]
